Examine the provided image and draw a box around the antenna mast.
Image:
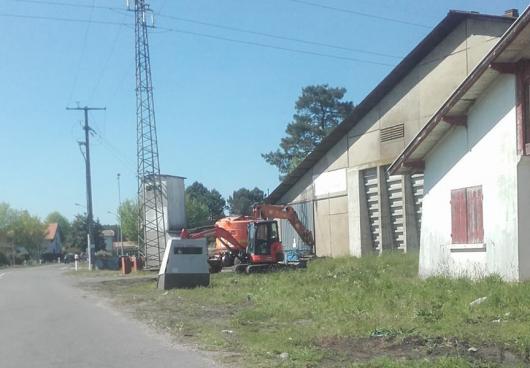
[132,0,166,269]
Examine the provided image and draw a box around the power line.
[13,0,127,13]
[66,0,95,105]
[14,0,431,29]
[10,0,403,59]
[92,129,137,177]
[0,12,395,66]
[156,0,168,15]
[156,25,395,66]
[0,12,130,27]
[287,0,431,29]
[157,13,403,59]
[88,14,127,103]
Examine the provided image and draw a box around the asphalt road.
[0,265,218,368]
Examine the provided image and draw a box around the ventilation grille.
[380,124,404,142]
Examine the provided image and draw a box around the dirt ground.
[317,335,529,366]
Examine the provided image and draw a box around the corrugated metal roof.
[389,6,530,175]
[267,10,516,204]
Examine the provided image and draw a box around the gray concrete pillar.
[403,174,420,252]
[378,166,394,252]
[347,168,372,256]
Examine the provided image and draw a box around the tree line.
[0,203,107,265]
[117,184,267,240]
[0,185,266,265]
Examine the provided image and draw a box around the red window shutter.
[451,188,468,244]
[466,186,484,243]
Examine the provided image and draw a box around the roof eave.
[388,5,530,176]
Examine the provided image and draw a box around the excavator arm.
[252,204,315,247]
[180,227,246,254]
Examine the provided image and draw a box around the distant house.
[101,229,115,252]
[389,7,530,281]
[112,241,138,255]
[42,223,62,256]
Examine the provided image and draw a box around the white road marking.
[0,273,6,279]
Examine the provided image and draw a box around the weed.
[78,253,530,367]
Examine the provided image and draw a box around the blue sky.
[0,0,527,224]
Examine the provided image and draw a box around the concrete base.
[157,273,210,290]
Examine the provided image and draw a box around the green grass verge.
[80,253,530,367]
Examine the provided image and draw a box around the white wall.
[420,75,519,280]
[165,177,186,231]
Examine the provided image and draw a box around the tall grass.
[90,252,530,367]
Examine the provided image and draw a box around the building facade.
[389,8,530,280]
[269,11,517,258]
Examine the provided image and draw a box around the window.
[450,186,483,244]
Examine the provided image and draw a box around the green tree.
[0,203,14,243]
[0,202,14,233]
[118,199,139,242]
[0,203,16,263]
[9,210,45,258]
[185,194,210,228]
[262,84,354,178]
[227,187,265,216]
[186,182,226,222]
[45,211,71,247]
[70,214,105,251]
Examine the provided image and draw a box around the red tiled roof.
[44,223,58,241]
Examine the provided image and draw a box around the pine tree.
[262,84,354,179]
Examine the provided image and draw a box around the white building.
[142,174,187,268]
[389,6,530,281]
[268,10,517,257]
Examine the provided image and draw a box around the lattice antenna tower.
[128,0,166,269]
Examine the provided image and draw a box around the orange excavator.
[180,204,314,273]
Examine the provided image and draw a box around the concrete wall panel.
[329,196,348,215]
[280,169,313,204]
[347,109,380,138]
[314,137,349,174]
[418,50,467,119]
[380,138,406,163]
[314,198,331,257]
[466,19,514,73]
[330,213,349,256]
[422,22,467,65]
[348,130,381,167]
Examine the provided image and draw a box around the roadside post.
[87,234,92,271]
[74,254,79,271]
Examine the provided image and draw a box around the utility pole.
[117,173,124,256]
[67,105,106,269]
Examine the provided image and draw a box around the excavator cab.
[246,221,284,264]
